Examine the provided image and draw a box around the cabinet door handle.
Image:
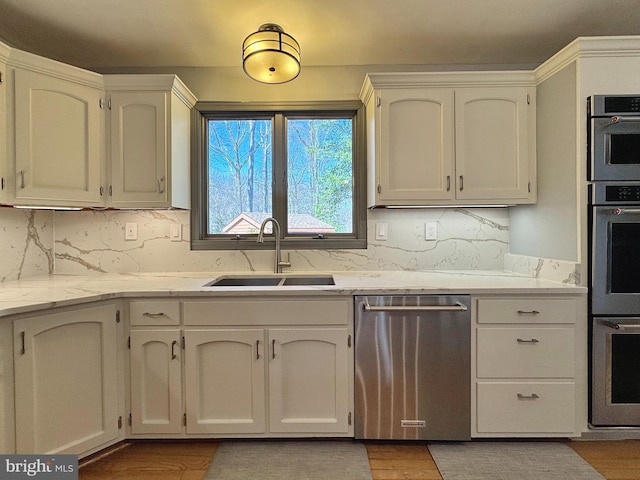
[517,393,540,400]
[171,340,178,360]
[19,170,25,189]
[158,177,165,194]
[20,331,26,355]
[271,339,276,359]
[516,338,539,344]
[517,310,540,315]
[256,340,260,360]
[459,175,463,191]
[446,175,451,192]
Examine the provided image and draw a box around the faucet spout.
[257,217,291,273]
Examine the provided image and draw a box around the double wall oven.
[588,95,640,426]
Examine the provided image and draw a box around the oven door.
[591,205,640,315]
[592,317,640,426]
[591,116,640,180]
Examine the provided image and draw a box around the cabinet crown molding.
[360,71,535,103]
[535,35,640,84]
[104,74,196,108]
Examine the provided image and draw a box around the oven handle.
[600,320,640,331]
[611,115,640,124]
[613,208,640,215]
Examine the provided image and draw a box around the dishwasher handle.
[362,301,468,312]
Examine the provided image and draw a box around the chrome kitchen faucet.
[257,217,291,273]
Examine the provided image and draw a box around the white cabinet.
[182,297,353,437]
[184,329,266,434]
[13,302,123,455]
[360,72,536,207]
[0,45,8,204]
[268,327,350,434]
[105,75,196,209]
[472,296,585,437]
[11,66,104,207]
[128,300,182,435]
[129,329,183,435]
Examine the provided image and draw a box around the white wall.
[509,61,578,262]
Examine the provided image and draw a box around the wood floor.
[78,439,640,480]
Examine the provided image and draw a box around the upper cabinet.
[0,44,8,205]
[104,75,196,209]
[0,41,196,209]
[12,67,104,207]
[361,72,537,207]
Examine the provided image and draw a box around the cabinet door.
[14,68,103,206]
[0,59,7,204]
[268,328,351,434]
[130,329,182,434]
[376,88,454,203]
[184,329,266,434]
[109,91,168,207]
[455,87,533,201]
[13,304,120,454]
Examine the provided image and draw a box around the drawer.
[129,300,181,326]
[476,297,576,324]
[183,297,350,326]
[476,382,575,434]
[477,327,574,378]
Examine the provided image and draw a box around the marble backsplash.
[52,207,509,274]
[0,206,580,284]
[0,207,54,282]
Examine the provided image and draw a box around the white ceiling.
[0,0,639,71]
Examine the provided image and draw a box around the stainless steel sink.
[282,275,335,286]
[204,274,335,287]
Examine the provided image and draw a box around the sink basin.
[204,274,335,287]
[282,275,335,286]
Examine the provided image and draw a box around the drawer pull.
[142,312,166,318]
[517,310,540,315]
[517,393,540,400]
[516,338,539,344]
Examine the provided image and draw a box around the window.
[191,102,367,250]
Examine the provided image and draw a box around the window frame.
[190,101,367,250]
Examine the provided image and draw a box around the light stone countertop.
[0,270,587,318]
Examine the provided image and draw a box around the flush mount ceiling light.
[242,23,301,84]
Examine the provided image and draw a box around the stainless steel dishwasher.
[354,295,471,440]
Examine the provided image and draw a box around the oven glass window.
[610,223,640,293]
[609,134,640,165]
[611,334,640,403]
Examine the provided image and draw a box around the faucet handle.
[279,252,292,270]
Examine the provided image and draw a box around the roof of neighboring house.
[222,212,336,234]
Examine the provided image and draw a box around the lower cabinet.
[183,328,266,435]
[129,329,183,434]
[267,328,350,434]
[13,302,123,455]
[128,296,354,438]
[472,295,586,437]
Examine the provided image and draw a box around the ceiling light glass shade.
[242,24,301,84]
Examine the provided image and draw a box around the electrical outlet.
[425,222,438,241]
[125,223,138,241]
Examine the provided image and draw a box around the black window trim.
[190,100,367,251]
